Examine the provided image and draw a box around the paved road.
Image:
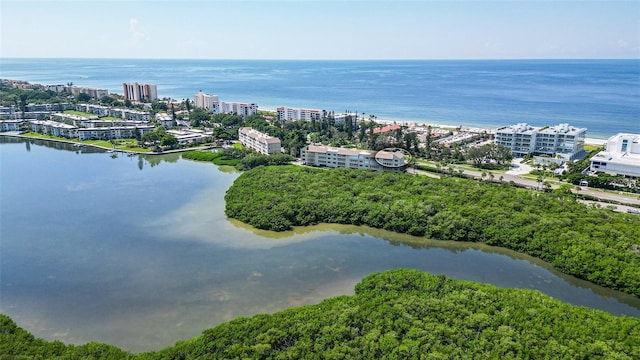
[412,163,640,209]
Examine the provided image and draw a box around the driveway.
[505,158,533,175]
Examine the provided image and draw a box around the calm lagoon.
[1,136,639,352]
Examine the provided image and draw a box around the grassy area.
[21,132,77,142]
[584,144,604,152]
[415,159,506,175]
[85,139,150,152]
[17,133,150,152]
[63,110,96,117]
[232,142,244,149]
[101,116,122,121]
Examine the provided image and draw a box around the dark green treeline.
[225,166,640,297]
[2,270,639,359]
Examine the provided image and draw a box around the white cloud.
[127,18,145,47]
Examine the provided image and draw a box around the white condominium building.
[300,145,406,171]
[238,127,281,155]
[211,101,257,116]
[123,82,158,102]
[77,125,154,141]
[590,133,640,177]
[277,107,323,121]
[196,91,257,117]
[495,123,586,160]
[68,86,109,99]
[29,120,78,138]
[76,103,111,117]
[0,119,25,131]
[194,91,219,111]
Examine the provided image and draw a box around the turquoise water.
[1,137,639,352]
[1,58,638,137]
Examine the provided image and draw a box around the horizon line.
[1,57,639,62]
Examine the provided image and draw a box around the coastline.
[259,107,610,145]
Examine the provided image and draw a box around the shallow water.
[1,136,638,352]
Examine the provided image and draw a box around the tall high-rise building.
[123,82,158,102]
[194,91,219,111]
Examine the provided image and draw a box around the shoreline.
[259,107,610,145]
[0,132,216,155]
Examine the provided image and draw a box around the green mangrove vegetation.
[182,148,295,170]
[225,166,640,296]
[3,270,639,359]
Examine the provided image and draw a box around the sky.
[1,0,639,60]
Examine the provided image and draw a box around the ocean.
[1,58,638,138]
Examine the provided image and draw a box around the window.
[621,139,628,153]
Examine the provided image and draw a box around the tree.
[466,143,512,168]
[161,134,178,148]
[345,115,353,139]
[151,101,168,112]
[19,94,28,117]
[77,93,91,102]
[189,108,210,128]
[124,99,132,108]
[100,95,118,106]
[283,130,307,157]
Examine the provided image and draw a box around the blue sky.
[1,0,639,59]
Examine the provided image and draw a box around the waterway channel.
[1,136,639,352]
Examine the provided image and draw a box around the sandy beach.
[585,137,607,146]
[259,107,613,144]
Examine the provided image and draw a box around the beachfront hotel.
[589,133,640,178]
[238,127,281,155]
[494,123,586,160]
[123,82,158,102]
[300,145,407,171]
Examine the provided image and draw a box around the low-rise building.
[77,125,154,141]
[590,133,640,178]
[8,111,52,120]
[108,108,151,121]
[0,106,15,118]
[76,103,111,116]
[300,145,407,171]
[373,124,401,134]
[155,113,175,129]
[495,123,586,160]
[25,103,74,112]
[0,119,26,132]
[166,129,212,145]
[51,113,94,126]
[238,127,281,155]
[333,113,357,124]
[30,120,78,138]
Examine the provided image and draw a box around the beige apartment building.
[238,127,281,155]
